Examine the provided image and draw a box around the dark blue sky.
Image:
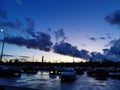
[0,0,120,62]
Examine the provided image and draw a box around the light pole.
[72,51,75,63]
[0,29,6,62]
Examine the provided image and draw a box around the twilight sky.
[0,0,120,62]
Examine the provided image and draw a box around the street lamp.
[0,29,6,62]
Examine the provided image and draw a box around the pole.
[33,54,34,62]
[42,56,44,63]
[0,33,6,61]
[73,56,75,63]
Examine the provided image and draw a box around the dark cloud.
[3,54,14,57]
[0,0,92,61]
[0,19,23,30]
[53,41,90,60]
[89,46,120,62]
[104,10,120,25]
[107,36,112,39]
[106,33,112,39]
[103,48,109,54]
[90,35,120,61]
[3,54,30,58]
[25,18,36,37]
[88,34,112,42]
[89,37,97,41]
[0,0,8,19]
[106,33,110,36]
[79,49,90,60]
[1,32,53,51]
[99,37,106,40]
[90,52,105,61]
[19,55,31,58]
[102,39,120,61]
[104,39,120,57]
[45,28,52,33]
[87,35,97,41]
[0,18,36,35]
[54,28,66,42]
[0,16,52,52]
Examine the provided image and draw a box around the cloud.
[104,10,120,25]
[106,33,112,39]
[53,41,90,60]
[0,18,36,35]
[90,52,106,61]
[79,49,90,60]
[19,55,31,58]
[81,44,86,47]
[0,17,53,53]
[87,35,97,41]
[107,36,112,39]
[87,34,112,42]
[24,18,36,37]
[103,48,109,54]
[99,33,113,40]
[106,33,110,36]
[89,47,120,62]
[0,0,92,60]
[0,0,8,19]
[89,37,97,41]
[102,39,120,62]
[89,34,120,61]
[3,54,30,58]
[54,28,66,42]
[45,28,52,33]
[0,19,23,30]
[99,37,106,40]
[1,2,119,62]
[104,39,120,57]
[90,47,120,62]
[3,54,14,57]
[0,16,52,52]
[2,32,53,51]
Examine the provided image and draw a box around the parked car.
[87,68,109,77]
[0,66,21,77]
[74,67,84,75]
[49,70,60,75]
[60,67,76,81]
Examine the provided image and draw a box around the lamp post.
[72,51,75,63]
[0,29,6,62]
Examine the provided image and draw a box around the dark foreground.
[0,85,38,90]
[0,71,120,90]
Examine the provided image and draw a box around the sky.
[0,0,120,62]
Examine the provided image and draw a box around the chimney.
[42,56,44,63]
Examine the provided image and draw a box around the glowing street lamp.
[0,29,6,62]
[1,29,3,32]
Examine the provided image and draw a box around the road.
[0,71,120,90]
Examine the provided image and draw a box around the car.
[87,68,109,77]
[74,67,84,75]
[60,67,76,81]
[0,66,21,77]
